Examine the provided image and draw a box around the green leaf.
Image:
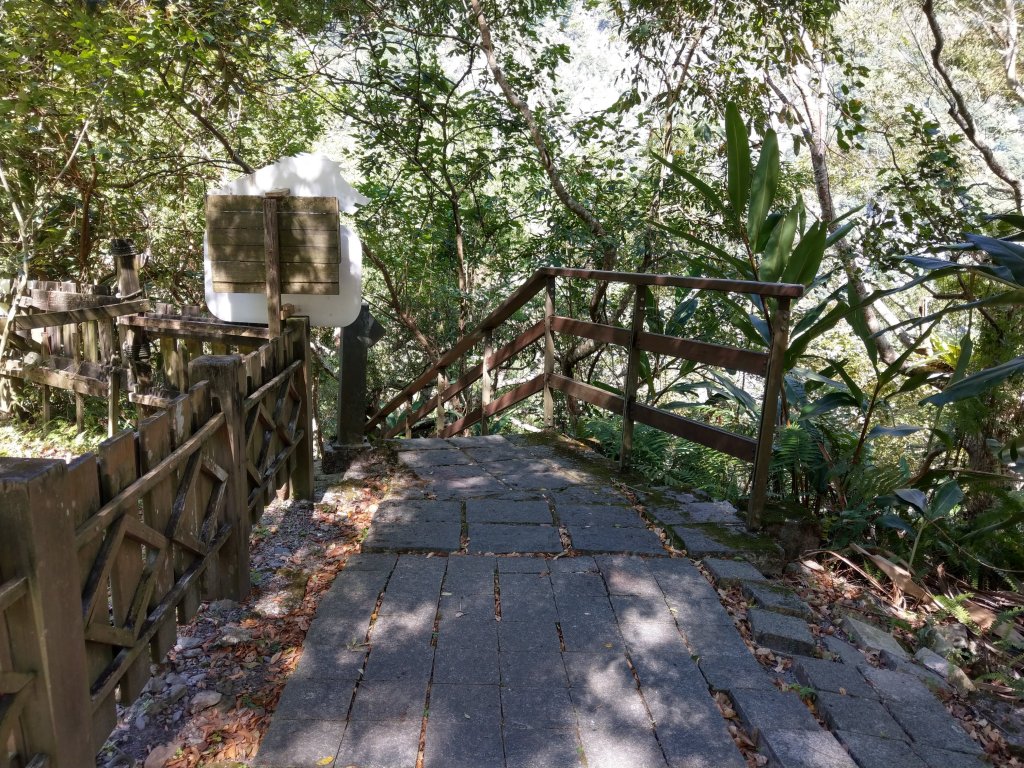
[725,103,750,226]
[930,481,963,520]
[846,282,877,366]
[746,130,779,248]
[921,355,1024,406]
[825,220,857,247]
[650,220,753,277]
[754,213,784,253]
[760,204,800,282]
[652,153,725,215]
[986,213,1024,229]
[895,488,928,514]
[782,221,827,285]
[798,391,862,419]
[866,425,923,440]
[964,234,1024,286]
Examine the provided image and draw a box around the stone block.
[912,744,990,768]
[503,727,585,768]
[815,691,908,741]
[435,615,498,649]
[349,680,428,721]
[843,616,909,661]
[559,619,624,652]
[361,644,434,683]
[387,437,451,450]
[426,683,501,724]
[914,647,951,678]
[824,636,865,665]
[680,500,742,524]
[361,521,461,553]
[748,608,817,656]
[292,643,368,681]
[498,620,562,653]
[467,523,563,554]
[423,720,504,768]
[335,719,421,768]
[577,726,667,768]
[397,448,472,467]
[656,723,747,768]
[792,657,876,699]
[569,525,667,555]
[729,688,820,737]
[502,686,577,729]
[759,729,858,768]
[500,650,569,688]
[860,666,939,704]
[836,732,928,768]
[697,653,776,693]
[670,526,739,557]
[465,498,552,524]
[703,558,767,587]
[558,505,644,528]
[433,643,499,684]
[373,499,461,524]
[254,718,346,768]
[887,695,984,755]
[273,676,354,721]
[742,582,814,620]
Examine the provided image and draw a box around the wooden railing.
[367,267,803,527]
[0,319,312,768]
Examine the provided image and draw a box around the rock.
[914,647,950,678]
[190,690,223,714]
[133,713,148,730]
[182,648,204,658]
[842,616,909,661]
[165,672,187,687]
[219,625,252,645]
[166,683,187,705]
[929,623,970,656]
[143,743,179,768]
[209,599,238,614]
[143,675,166,695]
[947,665,977,696]
[176,635,204,651]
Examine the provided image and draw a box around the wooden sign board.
[204,195,363,327]
[205,195,340,295]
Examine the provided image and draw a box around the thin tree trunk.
[923,0,1023,210]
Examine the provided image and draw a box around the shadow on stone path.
[255,435,987,768]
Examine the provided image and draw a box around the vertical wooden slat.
[287,318,314,501]
[619,285,647,472]
[480,331,493,436]
[40,331,51,428]
[748,297,791,529]
[188,355,250,600]
[95,433,149,710]
[0,459,94,765]
[404,397,413,439]
[435,371,445,437]
[137,413,177,657]
[263,195,282,339]
[543,276,556,428]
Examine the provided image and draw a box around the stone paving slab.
[747,607,817,656]
[259,437,986,768]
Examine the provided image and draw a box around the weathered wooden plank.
[206,242,339,262]
[206,195,338,213]
[0,576,28,615]
[206,229,340,249]
[212,281,339,296]
[538,267,805,299]
[548,374,625,414]
[21,290,119,311]
[482,374,545,418]
[631,403,757,462]
[636,331,768,375]
[124,315,270,345]
[550,315,631,347]
[205,210,339,231]
[13,299,150,330]
[210,261,340,284]
[3,360,108,397]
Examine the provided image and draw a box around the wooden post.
[749,297,792,530]
[188,354,251,600]
[619,285,647,472]
[107,365,120,437]
[543,276,556,428]
[286,318,314,500]
[0,458,95,765]
[435,370,445,437]
[480,331,493,435]
[263,190,287,339]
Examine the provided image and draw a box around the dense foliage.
[2,0,1024,595]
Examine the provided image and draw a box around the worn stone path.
[255,435,988,768]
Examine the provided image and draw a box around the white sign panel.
[204,154,368,327]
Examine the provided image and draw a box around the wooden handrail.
[369,267,801,528]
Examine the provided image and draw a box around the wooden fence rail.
[367,267,802,529]
[0,319,312,768]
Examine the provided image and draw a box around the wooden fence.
[366,267,803,528]
[0,319,312,768]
